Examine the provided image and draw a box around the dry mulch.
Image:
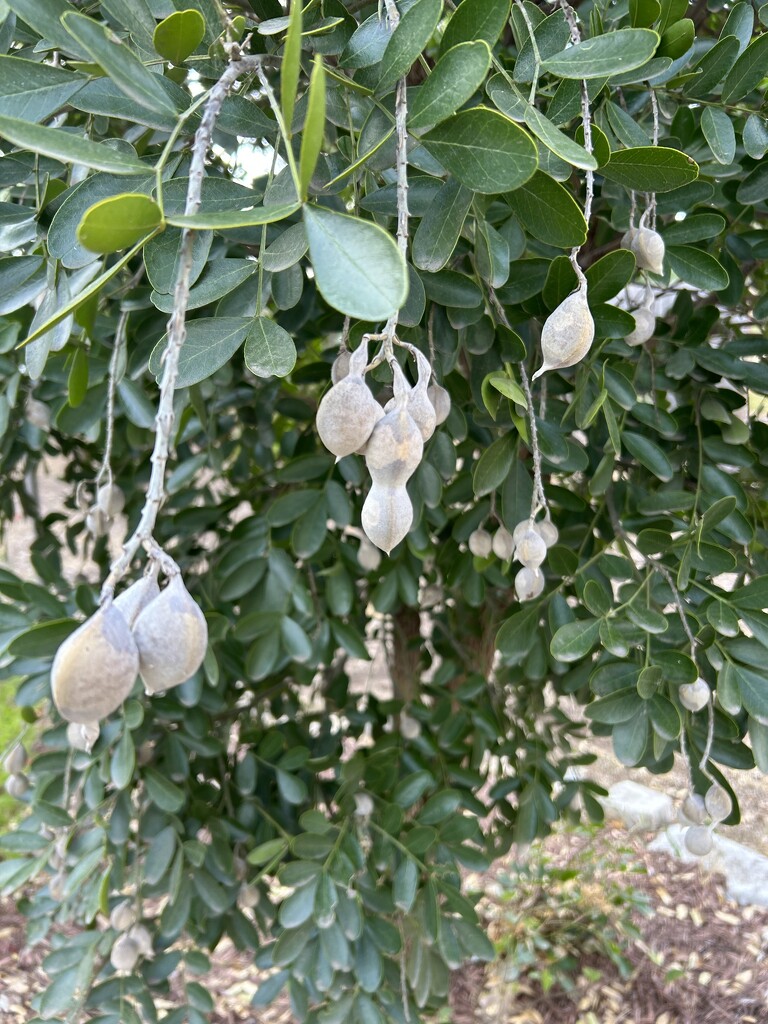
[2,829,768,1024]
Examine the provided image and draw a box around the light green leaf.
[77,193,163,253]
[721,33,768,103]
[61,12,177,116]
[412,178,472,272]
[666,246,729,292]
[166,202,301,230]
[701,107,735,164]
[149,317,252,387]
[0,114,148,174]
[244,317,297,379]
[421,107,538,195]
[440,0,511,53]
[0,56,86,123]
[299,56,326,200]
[541,28,659,79]
[506,171,587,248]
[377,0,443,93]
[302,205,407,320]
[153,9,206,64]
[409,41,491,130]
[602,146,699,192]
[281,0,302,132]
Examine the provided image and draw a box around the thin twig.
[101,50,255,600]
[95,309,127,491]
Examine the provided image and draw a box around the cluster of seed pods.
[108,899,154,972]
[49,568,208,749]
[78,480,126,540]
[3,743,29,800]
[468,515,558,601]
[679,783,731,857]
[316,339,450,554]
[621,220,665,347]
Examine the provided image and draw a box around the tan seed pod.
[113,574,161,629]
[468,528,492,558]
[625,307,656,347]
[361,484,413,554]
[364,407,423,490]
[330,349,351,385]
[49,871,67,902]
[52,605,139,724]
[427,382,451,425]
[678,678,709,712]
[85,508,110,539]
[684,825,713,857]
[110,899,136,932]
[681,792,708,825]
[132,574,208,695]
[515,567,545,602]
[96,483,125,517]
[110,934,140,972]
[515,529,547,570]
[492,527,515,561]
[357,535,382,573]
[5,773,29,799]
[317,341,381,459]
[3,742,27,775]
[630,226,665,275]
[534,518,559,548]
[533,283,595,380]
[704,784,731,823]
[67,721,100,752]
[127,923,154,958]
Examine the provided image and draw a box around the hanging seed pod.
[96,483,125,517]
[427,381,451,425]
[127,924,154,958]
[113,574,161,629]
[515,529,547,570]
[681,792,708,825]
[110,899,136,932]
[238,884,260,910]
[513,519,534,547]
[361,484,413,554]
[468,528,492,558]
[678,678,710,712]
[67,721,100,753]
[5,773,29,799]
[110,934,140,972]
[515,567,545,602]
[357,535,382,573]
[704,784,731,823]
[49,872,67,901]
[629,226,665,275]
[25,397,51,430]
[132,573,208,695]
[534,518,559,548]
[399,711,421,740]
[625,306,656,347]
[3,742,27,775]
[401,349,436,442]
[533,282,595,380]
[52,604,139,724]
[620,226,639,251]
[492,526,515,561]
[364,392,424,491]
[684,825,713,857]
[317,340,382,459]
[331,348,351,384]
[354,792,375,817]
[53,836,68,864]
[85,508,110,539]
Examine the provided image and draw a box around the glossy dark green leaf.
[393,857,419,912]
[377,0,443,92]
[701,107,736,164]
[666,246,729,292]
[409,41,491,130]
[473,433,515,496]
[721,33,768,103]
[440,0,511,52]
[412,178,473,272]
[602,147,699,192]
[505,171,587,248]
[541,28,659,79]
[110,728,135,790]
[550,619,600,662]
[244,317,297,379]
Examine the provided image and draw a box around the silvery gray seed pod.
[96,483,125,516]
[404,349,436,442]
[25,397,51,430]
[427,381,451,425]
[85,508,110,538]
[132,574,208,695]
[364,406,423,490]
[317,341,382,459]
[513,519,534,546]
[681,792,708,825]
[515,567,545,602]
[5,773,29,799]
[629,226,665,275]
[533,282,595,380]
[625,306,656,347]
[353,792,374,817]
[361,484,413,554]
[114,574,161,628]
[704,784,731,823]
[357,535,382,573]
[399,712,421,740]
[127,924,154,958]
[330,349,351,384]
[238,884,260,910]
[110,935,140,972]
[52,605,139,724]
[468,528,493,558]
[67,721,100,752]
[684,825,713,857]
[515,529,547,570]
[492,526,515,561]
[533,518,559,548]
[110,899,136,932]
[678,678,710,712]
[3,742,27,775]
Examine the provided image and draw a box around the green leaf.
[473,433,515,497]
[149,317,251,388]
[340,13,392,69]
[622,431,673,481]
[62,12,177,117]
[701,107,735,165]
[153,9,206,64]
[302,205,408,320]
[522,104,598,171]
[440,0,511,52]
[377,0,443,93]
[145,826,177,885]
[586,688,643,724]
[244,317,297,379]
[298,57,326,200]
[409,41,491,130]
[0,56,86,123]
[165,201,301,230]
[145,767,185,813]
[586,249,636,302]
[110,728,135,790]
[743,114,768,160]
[393,857,419,912]
[67,346,89,409]
[193,868,231,914]
[550,619,600,662]
[541,28,659,79]
[421,107,538,195]
[658,18,694,59]
[412,178,473,272]
[730,663,768,723]
[666,246,729,292]
[602,147,699,192]
[661,213,726,244]
[281,0,302,132]
[8,618,76,658]
[736,163,768,204]
[505,171,587,248]
[721,33,768,104]
[151,259,258,313]
[392,770,433,808]
[0,114,148,175]
[77,193,163,253]
[684,35,740,98]
[248,838,288,865]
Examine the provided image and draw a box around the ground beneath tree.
[1,827,767,1024]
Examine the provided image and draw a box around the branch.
[559,1,593,285]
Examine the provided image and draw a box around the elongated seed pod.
[678,678,709,712]
[533,282,594,380]
[52,605,139,724]
[468,528,492,558]
[127,924,154,958]
[361,484,413,554]
[625,306,655,347]
[114,574,161,628]
[492,526,515,561]
[3,743,27,775]
[132,574,208,694]
[357,536,382,572]
[404,350,436,442]
[427,382,451,425]
[513,519,534,546]
[364,373,424,490]
[331,349,351,384]
[515,567,545,602]
[317,341,382,459]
